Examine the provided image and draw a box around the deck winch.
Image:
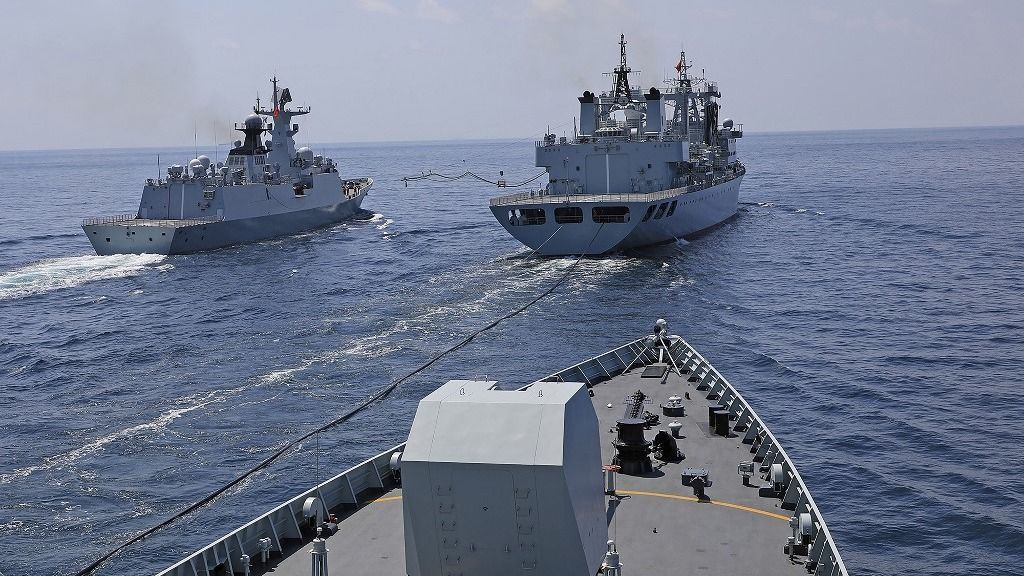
[613,390,654,474]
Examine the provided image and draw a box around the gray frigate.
[490,36,745,255]
[82,78,372,255]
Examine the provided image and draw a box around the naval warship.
[490,36,744,255]
[82,79,372,255]
[152,320,847,576]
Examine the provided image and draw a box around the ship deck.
[156,334,845,576]
[262,368,807,576]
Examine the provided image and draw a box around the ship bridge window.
[653,202,668,219]
[554,206,584,224]
[509,208,545,226]
[592,206,630,223]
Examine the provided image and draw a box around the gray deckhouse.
[537,34,742,199]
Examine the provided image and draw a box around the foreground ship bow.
[156,320,847,576]
[490,36,745,255]
[83,78,372,255]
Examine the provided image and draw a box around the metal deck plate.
[266,368,811,576]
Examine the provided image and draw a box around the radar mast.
[610,34,634,104]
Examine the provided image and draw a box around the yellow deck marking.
[367,492,786,522]
[617,489,790,521]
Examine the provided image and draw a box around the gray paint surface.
[491,37,745,255]
[82,82,373,255]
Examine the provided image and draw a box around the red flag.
[273,106,279,119]
[674,59,683,74]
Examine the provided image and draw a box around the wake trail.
[0,254,167,301]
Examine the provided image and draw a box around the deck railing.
[537,336,848,576]
[81,214,137,226]
[82,215,224,227]
[157,444,404,576]
[489,171,743,207]
[663,337,850,576]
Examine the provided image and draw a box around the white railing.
[156,444,404,576]
[489,171,743,207]
[82,215,224,228]
[81,214,137,226]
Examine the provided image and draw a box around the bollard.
[258,537,272,564]
[603,464,620,495]
[602,540,623,576]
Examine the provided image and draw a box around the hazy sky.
[2,0,1022,150]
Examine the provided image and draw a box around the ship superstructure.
[82,78,372,255]
[490,36,744,255]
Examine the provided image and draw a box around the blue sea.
[1,127,1022,575]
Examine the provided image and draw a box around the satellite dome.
[722,118,734,129]
[197,155,211,169]
[188,158,205,177]
[296,147,314,163]
[244,114,263,129]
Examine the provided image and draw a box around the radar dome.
[244,114,263,129]
[197,155,211,169]
[722,118,734,128]
[296,147,314,163]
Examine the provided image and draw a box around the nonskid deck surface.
[266,367,807,576]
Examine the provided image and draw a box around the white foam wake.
[0,254,166,300]
[0,389,229,484]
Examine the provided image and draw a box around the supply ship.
[151,320,847,576]
[82,78,372,255]
[490,36,744,255]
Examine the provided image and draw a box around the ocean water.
[1,127,1022,575]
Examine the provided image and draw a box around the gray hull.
[84,192,366,255]
[490,175,742,256]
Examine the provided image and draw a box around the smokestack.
[578,91,596,136]
[644,88,663,136]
